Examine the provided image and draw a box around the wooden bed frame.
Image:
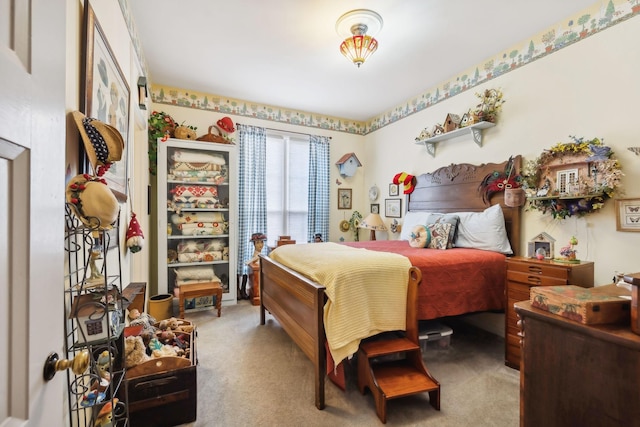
[259,156,522,409]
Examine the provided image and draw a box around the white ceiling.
[129,0,598,122]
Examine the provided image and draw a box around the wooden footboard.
[258,254,327,409]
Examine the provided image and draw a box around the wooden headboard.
[406,156,522,256]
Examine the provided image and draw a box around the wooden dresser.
[505,256,593,369]
[515,301,640,427]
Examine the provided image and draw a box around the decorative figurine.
[247,233,267,265]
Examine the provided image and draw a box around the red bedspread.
[343,240,506,319]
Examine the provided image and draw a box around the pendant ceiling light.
[336,9,383,68]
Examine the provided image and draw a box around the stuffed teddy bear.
[124,335,150,368]
[129,311,157,335]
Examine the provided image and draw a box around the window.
[557,168,578,195]
[266,131,310,244]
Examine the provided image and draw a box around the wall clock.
[369,185,379,201]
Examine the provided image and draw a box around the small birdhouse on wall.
[443,113,461,132]
[336,152,362,177]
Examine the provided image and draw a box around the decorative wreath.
[522,136,623,220]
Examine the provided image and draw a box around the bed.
[259,156,522,409]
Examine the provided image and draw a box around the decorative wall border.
[136,0,639,135]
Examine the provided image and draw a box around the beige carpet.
[180,301,519,426]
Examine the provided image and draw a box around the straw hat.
[66,174,119,229]
[72,111,124,176]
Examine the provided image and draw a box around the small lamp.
[359,213,386,241]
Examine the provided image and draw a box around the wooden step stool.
[357,267,441,423]
[176,281,222,318]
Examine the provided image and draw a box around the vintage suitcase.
[530,284,631,325]
[124,327,198,427]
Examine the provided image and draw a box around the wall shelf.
[414,121,495,157]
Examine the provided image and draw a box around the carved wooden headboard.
[407,156,522,256]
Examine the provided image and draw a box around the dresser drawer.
[507,261,570,280]
[507,270,568,287]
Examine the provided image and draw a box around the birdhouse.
[527,232,556,259]
[443,113,461,132]
[335,152,362,177]
[432,124,445,136]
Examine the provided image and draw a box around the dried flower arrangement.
[522,136,624,219]
[472,88,505,123]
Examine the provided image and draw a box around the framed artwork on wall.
[371,204,380,214]
[389,184,399,196]
[82,2,130,202]
[385,199,401,218]
[616,198,640,232]
[338,188,352,210]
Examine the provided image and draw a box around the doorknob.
[43,350,90,381]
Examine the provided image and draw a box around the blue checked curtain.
[307,135,331,242]
[237,124,267,275]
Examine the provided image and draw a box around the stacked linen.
[176,239,225,263]
[168,148,228,184]
[173,265,221,310]
[171,212,228,236]
[170,184,220,209]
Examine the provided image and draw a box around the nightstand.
[505,256,594,369]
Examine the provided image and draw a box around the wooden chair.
[357,267,441,423]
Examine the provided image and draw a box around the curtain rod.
[265,127,332,139]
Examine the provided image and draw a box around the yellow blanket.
[269,242,411,364]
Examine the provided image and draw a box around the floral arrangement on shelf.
[148,111,177,176]
[558,236,579,262]
[472,88,505,123]
[522,136,624,220]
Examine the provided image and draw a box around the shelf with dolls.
[157,138,238,310]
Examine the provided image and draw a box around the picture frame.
[389,183,399,196]
[371,204,380,214]
[338,188,352,210]
[616,198,640,232]
[385,199,402,218]
[82,3,130,202]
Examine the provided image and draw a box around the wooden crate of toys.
[123,316,198,427]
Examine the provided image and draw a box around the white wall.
[365,17,640,285]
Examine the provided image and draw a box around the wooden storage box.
[530,284,631,325]
[124,328,197,427]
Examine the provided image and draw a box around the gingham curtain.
[307,135,330,242]
[237,124,267,275]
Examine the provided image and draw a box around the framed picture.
[371,204,380,214]
[338,188,352,210]
[385,199,402,218]
[389,183,399,196]
[82,3,130,202]
[616,198,640,232]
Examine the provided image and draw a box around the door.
[1,1,66,426]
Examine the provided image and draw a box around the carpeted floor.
[180,301,519,426]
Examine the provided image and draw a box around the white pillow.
[454,204,513,254]
[400,211,432,241]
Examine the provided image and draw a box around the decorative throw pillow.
[426,213,459,249]
[409,224,431,248]
[454,204,513,254]
[426,222,453,250]
[400,211,432,241]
